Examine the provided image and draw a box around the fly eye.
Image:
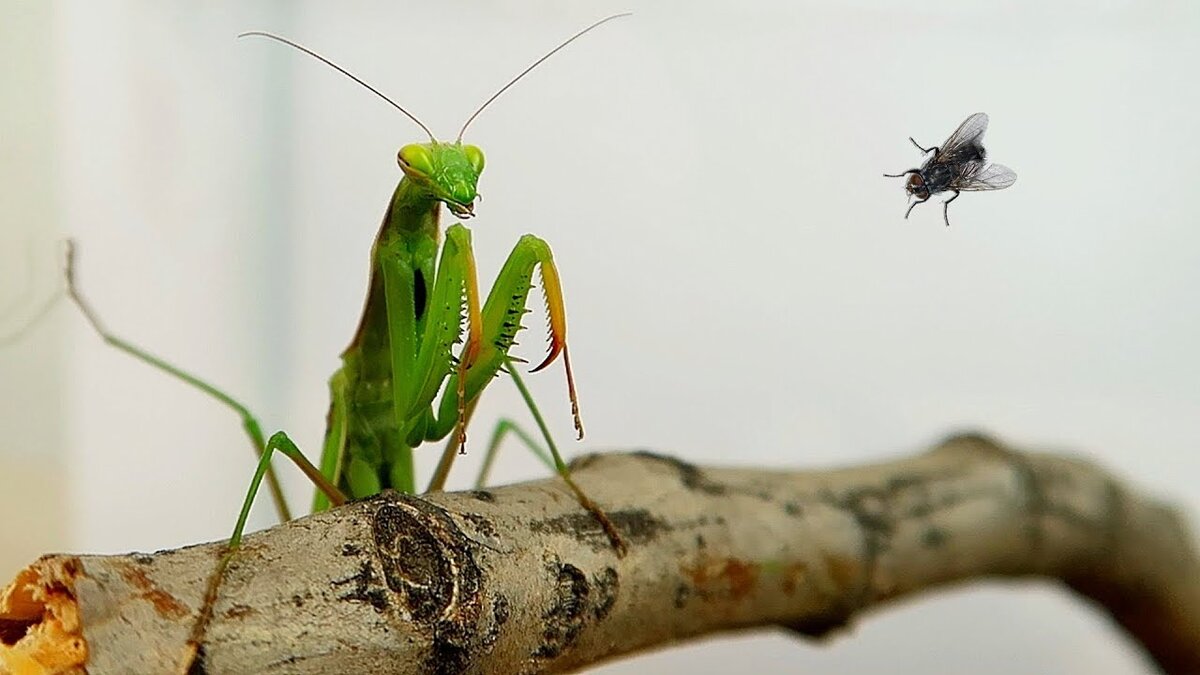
[463,144,485,174]
[398,144,434,175]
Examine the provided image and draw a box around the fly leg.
[905,194,930,219]
[883,168,918,178]
[909,137,939,157]
[942,190,961,227]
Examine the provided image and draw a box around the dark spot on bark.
[153,546,186,559]
[784,501,803,516]
[186,646,209,675]
[828,487,894,608]
[921,527,948,548]
[470,490,496,503]
[460,512,499,540]
[430,633,470,675]
[631,451,728,495]
[614,509,671,542]
[292,594,305,608]
[332,560,389,612]
[534,561,590,659]
[480,594,511,651]
[839,487,894,538]
[342,543,362,557]
[531,509,670,551]
[493,594,510,626]
[133,553,154,565]
[591,567,619,620]
[673,583,691,609]
[696,534,707,549]
[784,609,854,641]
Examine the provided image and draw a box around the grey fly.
[885,112,1016,226]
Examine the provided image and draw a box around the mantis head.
[397,142,485,219]
[241,14,626,221]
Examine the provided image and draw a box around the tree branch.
[2,433,1197,674]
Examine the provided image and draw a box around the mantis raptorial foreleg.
[413,232,625,553]
[425,232,581,490]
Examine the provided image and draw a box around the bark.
[2,433,1197,674]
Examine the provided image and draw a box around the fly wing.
[941,112,989,153]
[954,163,1017,191]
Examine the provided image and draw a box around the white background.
[2,2,1198,673]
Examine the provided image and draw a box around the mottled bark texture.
[2,433,1198,674]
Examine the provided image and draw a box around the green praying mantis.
[5,14,631,665]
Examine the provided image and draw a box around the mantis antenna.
[455,12,632,142]
[238,31,437,142]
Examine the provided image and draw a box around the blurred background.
[2,1,1198,673]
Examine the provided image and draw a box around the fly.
[885,112,1017,226]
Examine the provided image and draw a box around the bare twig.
[2,433,1197,674]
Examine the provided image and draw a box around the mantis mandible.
[24,14,630,667]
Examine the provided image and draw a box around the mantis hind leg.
[62,242,294,523]
[187,431,346,668]
[474,415,555,488]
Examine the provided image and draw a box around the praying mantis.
[8,14,630,666]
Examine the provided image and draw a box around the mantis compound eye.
[463,144,485,175]
[398,144,435,176]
